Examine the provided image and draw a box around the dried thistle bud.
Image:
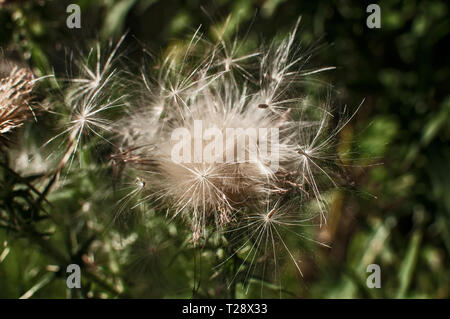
[0,67,34,147]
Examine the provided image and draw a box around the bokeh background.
[0,0,449,298]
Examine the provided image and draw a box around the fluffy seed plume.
[113,19,348,245]
[45,37,126,172]
[35,17,362,289]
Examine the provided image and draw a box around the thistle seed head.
[114,20,342,243]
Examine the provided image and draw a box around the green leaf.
[396,230,422,298]
[101,0,138,39]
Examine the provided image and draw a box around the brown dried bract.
[0,67,34,147]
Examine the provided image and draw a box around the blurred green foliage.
[0,0,449,298]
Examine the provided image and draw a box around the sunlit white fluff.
[115,19,343,245]
[46,18,358,286]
